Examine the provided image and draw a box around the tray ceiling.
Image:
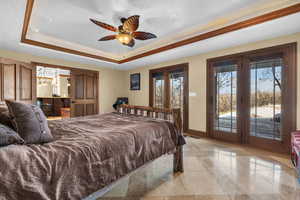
[23,0,300,64]
[1,0,300,69]
[30,0,263,55]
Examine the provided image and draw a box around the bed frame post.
[172,108,184,173]
[173,146,183,173]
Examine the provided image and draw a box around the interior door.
[149,64,189,131]
[70,69,98,117]
[207,59,242,143]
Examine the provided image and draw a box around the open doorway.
[36,65,71,120]
[34,63,99,119]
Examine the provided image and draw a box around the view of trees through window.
[153,73,164,108]
[250,58,282,140]
[214,64,237,133]
[213,58,283,140]
[152,67,187,131]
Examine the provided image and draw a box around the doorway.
[149,63,189,132]
[207,43,296,153]
[36,65,71,120]
[34,63,99,119]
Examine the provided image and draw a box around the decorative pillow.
[0,123,24,147]
[5,100,53,144]
[0,111,15,130]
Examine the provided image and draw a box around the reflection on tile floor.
[97,137,300,200]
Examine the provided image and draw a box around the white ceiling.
[31,0,264,54]
[0,0,300,70]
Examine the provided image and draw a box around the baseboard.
[185,129,208,138]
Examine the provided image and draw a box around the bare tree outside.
[214,58,283,139]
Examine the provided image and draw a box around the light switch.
[189,92,197,97]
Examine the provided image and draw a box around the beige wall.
[0,49,127,113]
[126,32,300,132]
[1,32,300,130]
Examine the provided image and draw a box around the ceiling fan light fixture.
[116,33,132,45]
[90,15,157,47]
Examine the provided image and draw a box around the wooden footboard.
[117,104,184,173]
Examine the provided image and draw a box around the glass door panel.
[150,65,189,132]
[152,72,165,108]
[169,70,184,124]
[249,58,283,141]
[208,43,296,153]
[213,62,238,134]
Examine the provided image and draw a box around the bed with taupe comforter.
[0,112,184,200]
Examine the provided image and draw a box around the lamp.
[116,33,132,45]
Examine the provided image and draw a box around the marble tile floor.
[97,137,300,200]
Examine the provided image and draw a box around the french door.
[207,43,296,153]
[208,59,242,143]
[149,64,189,132]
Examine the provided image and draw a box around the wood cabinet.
[37,97,71,117]
[0,58,36,104]
[0,59,99,117]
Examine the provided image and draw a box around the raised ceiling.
[30,0,264,55]
[1,0,300,69]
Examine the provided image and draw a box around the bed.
[0,105,185,200]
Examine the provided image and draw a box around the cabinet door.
[2,62,17,100]
[70,69,98,117]
[19,63,36,104]
[0,58,36,104]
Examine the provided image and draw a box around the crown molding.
[21,0,300,64]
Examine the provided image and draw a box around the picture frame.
[130,73,141,90]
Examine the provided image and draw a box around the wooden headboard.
[117,104,182,133]
[117,104,184,173]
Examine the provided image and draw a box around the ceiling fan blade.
[90,18,117,32]
[120,17,127,24]
[133,31,157,40]
[98,35,116,41]
[123,15,139,33]
[124,39,135,47]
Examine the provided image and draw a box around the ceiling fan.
[90,15,157,47]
